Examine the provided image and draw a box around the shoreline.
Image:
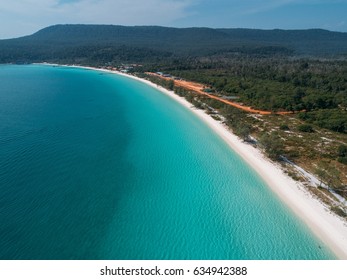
[42,63,347,259]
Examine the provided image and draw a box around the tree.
[315,161,341,191]
[337,145,347,165]
[279,124,290,131]
[258,132,284,160]
[167,80,174,91]
[298,124,314,133]
[338,145,347,157]
[234,124,252,142]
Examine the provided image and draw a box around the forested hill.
[0,25,347,64]
[218,28,347,55]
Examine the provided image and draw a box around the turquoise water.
[0,64,334,259]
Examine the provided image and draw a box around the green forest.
[150,57,347,133]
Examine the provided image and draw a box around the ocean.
[0,64,334,259]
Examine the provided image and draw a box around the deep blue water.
[0,65,334,259]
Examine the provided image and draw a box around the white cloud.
[0,0,193,38]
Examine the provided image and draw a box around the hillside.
[0,25,347,64]
[218,28,347,55]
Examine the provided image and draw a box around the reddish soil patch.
[147,72,296,115]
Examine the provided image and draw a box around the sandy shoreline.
[43,63,347,259]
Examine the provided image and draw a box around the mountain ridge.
[0,24,346,64]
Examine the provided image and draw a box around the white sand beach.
[47,64,347,259]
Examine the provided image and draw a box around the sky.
[0,0,346,39]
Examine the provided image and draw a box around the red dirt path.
[147,73,295,115]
